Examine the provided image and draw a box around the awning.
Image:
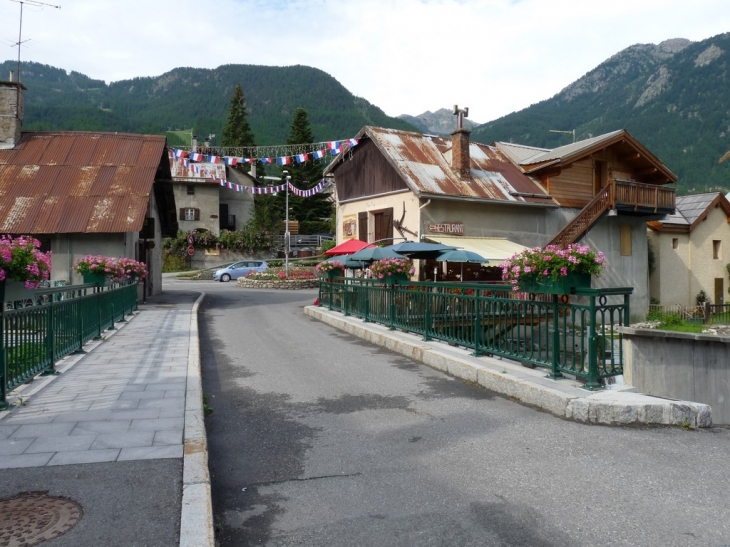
[325,239,369,255]
[425,236,528,266]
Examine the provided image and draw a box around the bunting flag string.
[170,137,359,169]
[205,178,330,197]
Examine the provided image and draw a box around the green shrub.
[320,239,336,253]
[299,220,331,234]
[162,250,189,272]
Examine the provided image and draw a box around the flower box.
[0,280,33,303]
[82,271,108,286]
[321,268,342,279]
[383,273,409,285]
[519,272,591,294]
[502,244,605,293]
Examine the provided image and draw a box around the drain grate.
[0,491,83,547]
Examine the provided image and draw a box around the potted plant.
[315,260,345,279]
[74,255,118,286]
[0,235,52,301]
[370,257,414,285]
[501,244,606,294]
[116,258,148,282]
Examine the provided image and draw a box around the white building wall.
[48,194,164,297]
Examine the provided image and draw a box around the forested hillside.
[471,33,730,194]
[1,62,416,145]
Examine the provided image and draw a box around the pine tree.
[284,108,332,229]
[221,84,256,148]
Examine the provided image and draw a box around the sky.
[0,0,728,124]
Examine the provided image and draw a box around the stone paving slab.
[0,301,192,469]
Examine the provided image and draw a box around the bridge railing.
[0,281,139,409]
[318,279,632,390]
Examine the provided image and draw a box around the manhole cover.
[0,491,83,547]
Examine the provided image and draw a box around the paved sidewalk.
[0,291,213,547]
[305,305,713,428]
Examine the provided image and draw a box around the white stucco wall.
[650,207,730,306]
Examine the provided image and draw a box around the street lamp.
[263,171,291,276]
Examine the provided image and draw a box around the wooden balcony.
[548,179,676,248]
[613,178,675,214]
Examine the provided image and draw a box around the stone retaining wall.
[236,278,319,290]
[620,326,730,425]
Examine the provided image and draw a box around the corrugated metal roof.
[358,127,554,205]
[494,142,549,164]
[0,131,167,234]
[518,130,625,166]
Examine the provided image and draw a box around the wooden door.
[715,278,724,305]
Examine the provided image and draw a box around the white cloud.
[0,0,727,123]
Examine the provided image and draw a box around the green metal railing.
[0,281,139,408]
[319,278,632,390]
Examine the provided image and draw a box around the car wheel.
[220,274,231,282]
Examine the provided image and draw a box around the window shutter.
[179,208,185,221]
[383,207,394,244]
[194,208,200,221]
[358,212,368,242]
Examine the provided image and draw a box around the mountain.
[470,33,730,194]
[1,62,417,146]
[398,108,480,135]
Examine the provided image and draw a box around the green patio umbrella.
[389,241,458,259]
[324,254,365,269]
[435,249,489,282]
[348,246,407,262]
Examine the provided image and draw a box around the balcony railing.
[613,178,675,213]
[548,179,676,247]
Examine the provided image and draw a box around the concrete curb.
[180,293,215,547]
[305,306,712,428]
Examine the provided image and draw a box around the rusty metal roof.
[334,127,555,206]
[0,131,169,234]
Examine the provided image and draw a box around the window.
[620,225,632,256]
[187,184,195,195]
[672,238,678,249]
[179,208,200,221]
[713,240,721,259]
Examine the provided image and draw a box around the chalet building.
[0,79,178,297]
[648,192,730,307]
[168,147,255,236]
[325,125,677,317]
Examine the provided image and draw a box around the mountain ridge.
[471,32,730,194]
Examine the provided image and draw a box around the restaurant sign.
[428,222,464,236]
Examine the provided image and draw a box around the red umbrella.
[325,239,369,255]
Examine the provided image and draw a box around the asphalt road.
[183,280,730,547]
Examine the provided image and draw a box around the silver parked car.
[213,260,268,282]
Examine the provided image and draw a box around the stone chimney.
[0,76,25,150]
[451,128,471,180]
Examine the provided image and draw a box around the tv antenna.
[10,0,61,82]
[549,129,575,143]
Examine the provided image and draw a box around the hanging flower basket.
[315,260,344,279]
[0,235,52,292]
[370,258,414,285]
[501,244,605,293]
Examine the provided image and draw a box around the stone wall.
[620,326,730,425]
[236,278,319,290]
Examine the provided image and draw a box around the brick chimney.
[0,76,25,150]
[451,128,471,180]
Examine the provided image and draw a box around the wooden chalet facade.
[326,125,678,317]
